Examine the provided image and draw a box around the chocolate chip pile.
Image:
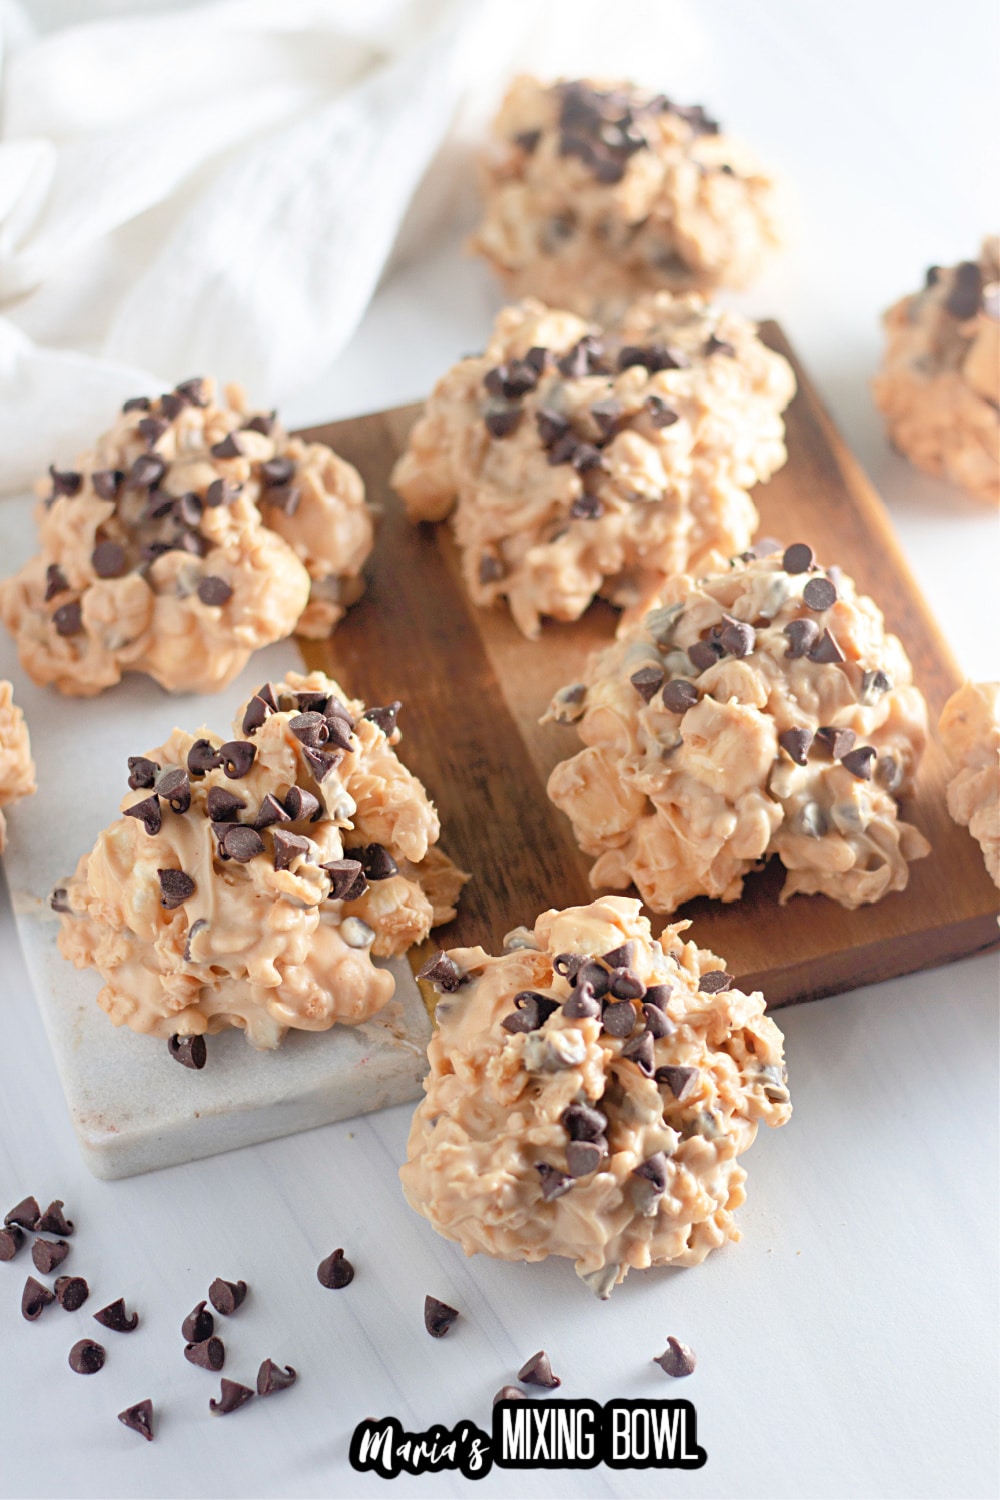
[470,75,780,315]
[56,670,466,1051]
[548,542,931,912]
[392,294,794,639]
[0,377,373,696]
[402,896,791,1297]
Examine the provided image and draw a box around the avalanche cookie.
[0,680,35,851]
[469,76,780,317]
[938,682,1000,888]
[401,896,790,1296]
[56,670,467,1050]
[391,295,793,638]
[0,378,373,697]
[547,543,930,911]
[873,239,999,504]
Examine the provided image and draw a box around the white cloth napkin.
[0,0,705,494]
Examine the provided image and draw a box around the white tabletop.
[1,3,998,1497]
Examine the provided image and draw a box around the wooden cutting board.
[299,323,999,1008]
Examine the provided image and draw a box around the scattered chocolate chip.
[355,843,398,881]
[157,868,195,910]
[210,433,244,460]
[174,377,208,407]
[241,696,271,735]
[138,416,169,447]
[182,1301,214,1343]
[656,1065,699,1101]
[123,794,162,836]
[644,983,674,1012]
[205,478,240,507]
[129,454,167,490]
[553,952,583,980]
[260,457,295,488]
[210,1379,254,1415]
[688,638,723,673]
[783,618,819,658]
[566,1140,603,1177]
[174,493,204,528]
[5,1196,40,1230]
[630,665,665,703]
[945,261,983,320]
[127,756,159,791]
[698,970,733,994]
[841,745,877,780]
[302,747,343,781]
[562,982,602,1019]
[92,469,123,501]
[320,859,365,901]
[257,1359,297,1396]
[44,563,70,601]
[562,1102,608,1142]
[219,740,256,779]
[90,540,127,579]
[602,999,637,1038]
[778,727,814,765]
[197,576,233,607]
[242,410,275,435]
[809,629,846,665]
[645,395,680,428]
[815,726,857,760]
[122,397,151,414]
[720,617,755,658]
[168,1035,207,1070]
[185,1336,226,1371]
[417,952,463,992]
[69,1339,105,1375]
[22,1276,55,1320]
[158,393,185,421]
[271,830,312,871]
[362,701,402,736]
[706,333,736,357]
[94,1298,139,1333]
[188,738,222,776]
[253,793,289,831]
[574,959,610,998]
[288,711,329,749]
[317,1248,355,1290]
[54,1275,89,1311]
[782,543,814,574]
[424,1295,460,1338]
[118,1399,155,1441]
[222,826,264,863]
[503,991,560,1034]
[322,714,355,752]
[571,442,604,472]
[661,679,699,714]
[31,1238,69,1274]
[536,1164,574,1201]
[49,466,83,498]
[860,669,892,703]
[633,1152,668,1194]
[642,1003,673,1038]
[53,600,83,637]
[264,482,301,516]
[209,1278,247,1316]
[621,1031,655,1075]
[568,491,604,520]
[494,1386,526,1404]
[0,1225,24,1260]
[803,576,838,612]
[536,408,571,449]
[557,335,606,378]
[654,1337,696,1377]
[518,1351,561,1388]
[204,788,243,824]
[156,767,191,813]
[484,403,522,439]
[610,969,644,1000]
[36,1199,74,1236]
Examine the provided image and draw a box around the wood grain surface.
[299,323,999,1007]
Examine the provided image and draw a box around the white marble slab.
[0,497,431,1179]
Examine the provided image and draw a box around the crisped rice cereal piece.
[873,238,999,505]
[401,896,790,1296]
[0,378,373,697]
[938,682,1000,888]
[547,543,930,912]
[0,680,35,851]
[470,76,781,317]
[57,671,468,1049]
[391,295,793,639]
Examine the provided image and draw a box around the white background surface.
[1,2,998,1497]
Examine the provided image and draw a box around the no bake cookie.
[0,379,373,697]
[873,238,999,505]
[938,681,1000,888]
[392,295,794,638]
[0,680,35,851]
[470,76,780,318]
[402,896,790,1296]
[547,543,929,911]
[56,670,467,1049]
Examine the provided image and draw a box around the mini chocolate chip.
[417,952,463,992]
[185,1337,226,1371]
[565,1140,603,1177]
[494,1386,526,1404]
[54,1275,89,1311]
[356,843,398,881]
[253,793,290,831]
[205,478,240,507]
[265,482,301,516]
[572,442,604,472]
[181,1301,214,1343]
[590,397,624,438]
[815,726,857,760]
[706,333,736,357]
[175,492,204,528]
[803,576,838,612]
[778,727,814,765]
[645,395,679,427]
[49,466,83,497]
[841,745,877,780]
[647,342,690,372]
[127,756,159,790]
[323,712,355,751]
[243,410,275,435]
[302,747,343,781]
[363,701,402,736]
[5,1196,40,1230]
[22,1276,55,1320]
[156,767,191,813]
[94,1298,139,1333]
[118,1399,155,1441]
[138,416,169,447]
[69,1339,105,1375]
[92,469,123,501]
[945,261,983,320]
[159,394,185,420]
[424,1295,460,1337]
[574,959,610,998]
[602,999,637,1038]
[630,665,665,703]
[210,433,244,460]
[289,711,329,749]
[562,1102,608,1141]
[123,794,162,836]
[655,1337,696,1377]
[219,741,256,779]
[157,869,195,910]
[720,618,755,658]
[644,982,674,1011]
[185,741,220,780]
[210,1379,254,1415]
[548,432,580,468]
[44,564,70,601]
[656,1064,699,1101]
[174,377,208,407]
[609,969,644,1000]
[53,600,83,637]
[553,952,583,979]
[321,859,365,900]
[91,540,127,578]
[687,638,721,673]
[518,1351,561,1388]
[536,408,571,448]
[557,335,606,378]
[122,396,151,414]
[176,528,209,557]
[221,825,264,863]
[128,453,167,489]
[36,1199,74,1235]
[783,618,820,658]
[318,1249,355,1289]
[209,1278,247,1315]
[257,1359,297,1396]
[260,457,295,487]
[197,576,232,607]
[782,543,814,574]
[168,1034,207,1070]
[569,492,604,520]
[536,1164,573,1201]
[271,830,312,871]
[204,788,244,823]
[31,1238,69,1274]
[484,404,522,439]
[642,1004,673,1039]
[661,680,699,714]
[698,970,733,993]
[562,982,602,1020]
[0,1225,24,1260]
[241,697,272,737]
[601,941,635,968]
[50,887,71,914]
[809,629,846,664]
[633,1152,668,1194]
[621,1031,655,1075]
